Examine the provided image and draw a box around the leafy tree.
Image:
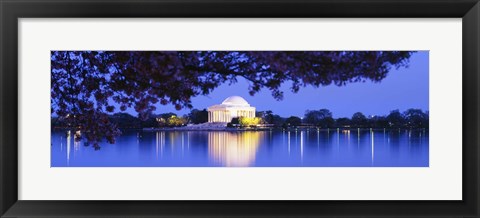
[351,112,368,127]
[187,109,208,124]
[322,117,335,128]
[257,110,284,126]
[285,116,302,127]
[156,117,167,127]
[152,112,178,127]
[263,110,274,124]
[386,110,405,128]
[403,109,429,128]
[370,116,388,128]
[269,115,285,127]
[335,117,351,128]
[255,111,265,118]
[140,114,158,128]
[51,51,413,145]
[304,109,334,128]
[230,117,240,125]
[110,113,141,128]
[158,112,177,119]
[239,117,263,127]
[166,115,187,127]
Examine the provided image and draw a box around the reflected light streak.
[295,131,298,148]
[288,131,291,155]
[208,131,262,167]
[346,130,351,148]
[66,130,71,166]
[408,130,412,150]
[336,128,340,152]
[73,131,80,153]
[300,131,304,161]
[357,128,360,149]
[187,132,190,150]
[156,132,159,159]
[169,132,175,156]
[161,132,165,157]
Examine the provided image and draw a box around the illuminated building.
[207,96,256,123]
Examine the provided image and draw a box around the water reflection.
[155,131,165,159]
[66,130,71,166]
[51,129,429,167]
[371,129,375,165]
[208,131,262,167]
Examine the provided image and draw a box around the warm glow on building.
[207,96,256,123]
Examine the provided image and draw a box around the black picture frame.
[1,0,479,217]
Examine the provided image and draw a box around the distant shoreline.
[52,126,428,132]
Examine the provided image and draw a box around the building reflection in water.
[51,129,428,167]
[155,131,165,159]
[208,131,262,167]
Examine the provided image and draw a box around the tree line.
[247,108,428,129]
[289,108,428,129]
[52,108,428,129]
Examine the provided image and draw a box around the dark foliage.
[335,117,352,127]
[304,109,335,128]
[109,113,142,128]
[231,117,240,125]
[386,109,406,128]
[285,116,302,127]
[403,109,429,128]
[257,110,285,127]
[351,112,368,128]
[187,109,209,124]
[51,51,414,144]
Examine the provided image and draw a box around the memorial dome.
[221,96,250,106]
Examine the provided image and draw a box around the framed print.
[1,0,479,217]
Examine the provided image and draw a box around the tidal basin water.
[51,129,428,167]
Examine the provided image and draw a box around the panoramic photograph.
[51,51,429,167]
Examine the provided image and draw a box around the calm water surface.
[51,129,429,167]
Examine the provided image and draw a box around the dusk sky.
[127,51,428,118]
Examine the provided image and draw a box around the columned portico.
[207,96,256,123]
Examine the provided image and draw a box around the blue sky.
[132,51,428,118]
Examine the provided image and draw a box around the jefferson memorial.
[207,96,256,123]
